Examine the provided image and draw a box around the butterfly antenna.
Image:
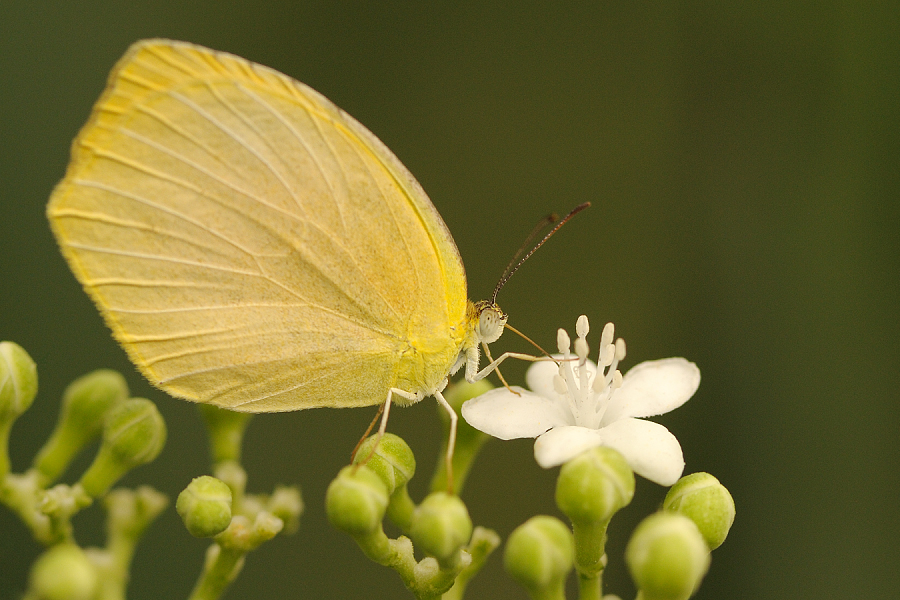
[492,202,591,304]
[496,211,559,290]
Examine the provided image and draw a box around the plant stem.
[188,545,245,600]
[0,422,12,480]
[578,571,602,600]
[572,520,607,600]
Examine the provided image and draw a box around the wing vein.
[141,44,205,79]
[199,83,305,212]
[91,278,234,289]
[132,103,268,202]
[64,242,262,276]
[307,114,350,235]
[345,131,423,302]
[53,199,262,261]
[108,303,308,314]
[85,140,300,223]
[305,117,404,323]
[236,82,338,203]
[233,353,389,408]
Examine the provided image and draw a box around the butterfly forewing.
[48,40,468,411]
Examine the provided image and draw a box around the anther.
[612,370,623,389]
[600,322,615,350]
[599,343,615,367]
[576,315,590,339]
[557,329,571,354]
[574,337,589,362]
[592,373,606,394]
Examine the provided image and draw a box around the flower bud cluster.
[4,340,304,600]
[327,433,494,597]
[501,442,734,600]
[177,415,302,600]
[2,344,169,551]
[34,369,128,484]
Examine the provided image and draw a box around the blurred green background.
[2,1,898,599]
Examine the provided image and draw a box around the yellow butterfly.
[47,39,529,478]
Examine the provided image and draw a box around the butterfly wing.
[47,39,468,412]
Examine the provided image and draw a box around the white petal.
[524,358,560,398]
[461,387,570,440]
[592,418,685,486]
[533,426,605,468]
[603,358,700,423]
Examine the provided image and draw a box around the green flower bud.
[213,460,247,512]
[504,516,574,598]
[105,486,169,540]
[0,341,38,419]
[250,512,284,544]
[177,476,233,538]
[409,492,473,566]
[28,544,97,600]
[101,398,167,464]
[38,483,92,522]
[353,433,416,494]
[625,513,710,600]
[215,512,284,553]
[198,404,252,464]
[79,398,166,497]
[325,465,389,536]
[556,447,635,525]
[0,342,38,479]
[33,369,128,484]
[265,485,303,535]
[61,370,129,432]
[663,472,735,551]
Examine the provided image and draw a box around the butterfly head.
[473,300,507,344]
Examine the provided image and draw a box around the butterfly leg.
[356,387,417,472]
[379,387,418,439]
[350,403,384,462]
[466,350,544,383]
[482,341,520,394]
[433,389,457,493]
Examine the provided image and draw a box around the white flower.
[461,316,700,486]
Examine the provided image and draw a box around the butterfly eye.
[478,305,507,344]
